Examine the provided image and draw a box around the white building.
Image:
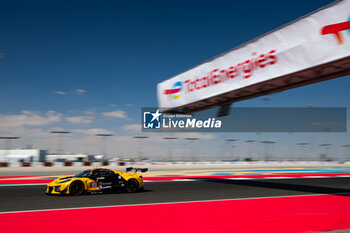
[0,149,47,162]
[45,153,89,162]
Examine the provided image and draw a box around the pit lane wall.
[157,0,350,112]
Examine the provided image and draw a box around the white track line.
[0,183,47,187]
[1,175,349,186]
[1,192,350,215]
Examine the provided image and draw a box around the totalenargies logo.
[163,50,277,100]
[164,81,182,100]
[142,108,222,131]
[321,15,350,44]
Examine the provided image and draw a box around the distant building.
[0,149,47,162]
[45,153,89,162]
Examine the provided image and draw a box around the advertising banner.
[157,0,350,111]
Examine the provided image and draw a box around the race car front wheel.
[70,181,84,196]
[125,179,139,193]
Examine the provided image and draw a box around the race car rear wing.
[126,167,148,173]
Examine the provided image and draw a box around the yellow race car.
[46,167,147,195]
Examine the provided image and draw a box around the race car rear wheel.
[69,181,84,196]
[125,179,139,193]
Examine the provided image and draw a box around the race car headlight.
[54,186,61,192]
[59,179,70,183]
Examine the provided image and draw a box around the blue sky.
[0,0,349,160]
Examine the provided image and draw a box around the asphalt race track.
[1,177,350,213]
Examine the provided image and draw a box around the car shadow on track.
[46,189,153,197]
[100,189,154,196]
[199,178,350,197]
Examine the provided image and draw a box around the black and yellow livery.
[46,167,147,195]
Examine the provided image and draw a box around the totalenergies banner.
[157,0,350,111]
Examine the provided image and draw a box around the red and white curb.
[1,161,349,167]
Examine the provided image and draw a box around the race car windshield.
[73,170,92,178]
